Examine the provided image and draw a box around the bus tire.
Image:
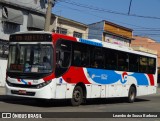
[71,86,83,106]
[128,86,136,103]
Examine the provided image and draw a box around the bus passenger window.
[90,47,104,69]
[139,56,148,73]
[129,54,139,72]
[117,52,128,71]
[93,61,98,68]
[81,53,89,67]
[72,42,89,67]
[73,51,81,66]
[148,58,156,74]
[105,50,117,70]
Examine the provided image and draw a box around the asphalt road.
[0,87,160,121]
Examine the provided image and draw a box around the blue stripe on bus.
[79,38,102,47]
[130,73,149,85]
[86,68,149,85]
[87,68,121,84]
[21,79,28,85]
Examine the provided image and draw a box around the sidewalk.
[0,87,5,95]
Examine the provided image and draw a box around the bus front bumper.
[5,81,55,99]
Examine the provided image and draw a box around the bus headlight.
[36,80,52,89]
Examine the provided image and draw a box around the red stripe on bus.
[62,66,91,84]
[43,73,55,82]
[28,82,31,85]
[52,33,77,44]
[147,74,154,86]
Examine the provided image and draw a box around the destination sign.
[10,64,23,71]
[10,34,52,42]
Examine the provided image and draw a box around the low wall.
[0,58,7,86]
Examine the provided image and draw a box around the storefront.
[104,33,130,47]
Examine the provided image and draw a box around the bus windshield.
[8,44,53,73]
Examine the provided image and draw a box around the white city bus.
[6,31,157,106]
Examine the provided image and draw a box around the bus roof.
[77,38,157,58]
[10,31,157,58]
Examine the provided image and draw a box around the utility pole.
[44,0,55,31]
[128,0,133,15]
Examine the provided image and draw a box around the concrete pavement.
[0,86,5,95]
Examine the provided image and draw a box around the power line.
[59,0,160,20]
[128,0,133,15]
[55,4,149,29]
[54,2,160,41]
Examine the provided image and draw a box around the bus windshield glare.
[8,44,53,73]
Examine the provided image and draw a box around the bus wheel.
[71,86,83,106]
[128,86,136,103]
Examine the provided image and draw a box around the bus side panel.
[91,84,101,98]
[86,85,92,98]
[100,85,106,98]
[65,84,75,99]
[55,84,67,99]
[108,85,122,97]
[90,85,106,98]
[136,86,148,96]
[55,77,75,99]
[121,85,130,97]
[148,86,156,95]
[105,85,109,98]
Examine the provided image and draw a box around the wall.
[2,0,46,13]
[0,9,28,41]
[88,21,104,40]
[104,33,130,47]
[0,58,7,86]
[104,22,132,39]
[131,36,160,67]
[50,16,88,39]
[0,5,9,40]
[58,20,88,38]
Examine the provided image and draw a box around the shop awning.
[27,13,45,30]
[2,7,23,25]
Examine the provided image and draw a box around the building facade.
[88,20,133,47]
[131,36,160,66]
[0,0,46,40]
[50,15,88,39]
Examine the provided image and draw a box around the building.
[0,0,47,86]
[88,20,133,47]
[131,36,160,66]
[131,36,160,83]
[0,0,46,40]
[50,15,88,39]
